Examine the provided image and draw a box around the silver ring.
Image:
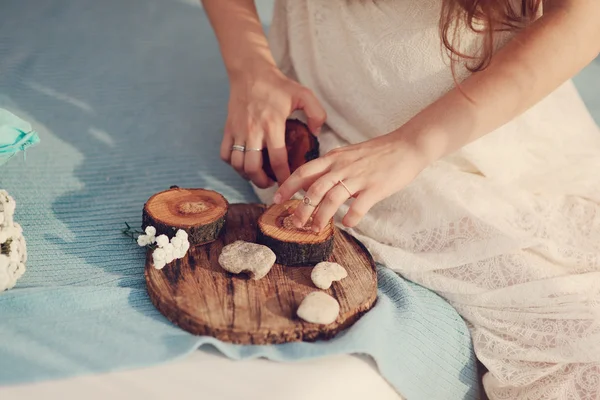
[302,196,316,207]
[244,148,263,152]
[231,144,245,152]
[338,180,353,197]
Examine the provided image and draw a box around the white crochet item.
[253,1,600,398]
[0,190,27,292]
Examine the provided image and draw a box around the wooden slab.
[145,203,378,345]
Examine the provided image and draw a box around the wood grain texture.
[142,187,228,245]
[258,200,334,266]
[145,203,378,345]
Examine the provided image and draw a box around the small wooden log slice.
[257,200,334,266]
[144,203,377,345]
[263,119,319,181]
[142,187,228,245]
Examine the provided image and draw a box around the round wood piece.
[258,200,334,266]
[263,119,319,182]
[142,187,228,245]
[145,203,377,345]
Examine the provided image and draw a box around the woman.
[203,0,600,398]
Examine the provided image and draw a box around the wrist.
[389,123,448,166]
[225,51,279,81]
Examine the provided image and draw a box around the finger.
[292,174,338,228]
[295,88,327,135]
[244,135,273,189]
[342,190,380,228]
[265,118,290,184]
[311,178,358,232]
[220,126,234,164]
[230,140,246,177]
[274,157,330,204]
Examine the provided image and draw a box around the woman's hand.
[273,131,432,231]
[201,0,326,188]
[221,66,327,189]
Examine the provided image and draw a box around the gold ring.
[338,180,353,197]
[244,148,263,152]
[302,196,316,207]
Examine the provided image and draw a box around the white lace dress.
[254,1,600,398]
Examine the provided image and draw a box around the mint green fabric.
[0,109,40,167]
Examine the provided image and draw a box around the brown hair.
[440,0,542,73]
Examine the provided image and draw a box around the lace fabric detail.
[262,1,600,398]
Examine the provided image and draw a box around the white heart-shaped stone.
[310,261,348,289]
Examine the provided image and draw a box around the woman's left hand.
[273,130,432,232]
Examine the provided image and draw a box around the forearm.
[201,0,277,77]
[402,0,600,161]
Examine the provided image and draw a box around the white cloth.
[0,352,401,400]
[255,1,600,399]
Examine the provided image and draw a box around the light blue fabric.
[572,55,600,126]
[0,267,479,399]
[0,108,40,167]
[0,0,598,398]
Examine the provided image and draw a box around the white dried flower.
[163,243,175,264]
[171,236,182,249]
[152,247,167,270]
[175,241,190,260]
[171,230,191,260]
[171,243,184,260]
[175,229,188,241]
[155,235,169,248]
[137,235,150,247]
[145,226,156,237]
[136,225,157,247]
[147,229,190,269]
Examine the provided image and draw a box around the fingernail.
[293,217,303,229]
[312,225,320,233]
[273,193,282,204]
[314,127,321,135]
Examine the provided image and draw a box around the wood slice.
[263,119,319,181]
[257,200,334,266]
[145,203,377,345]
[142,187,228,245]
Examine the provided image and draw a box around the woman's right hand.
[221,66,327,189]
